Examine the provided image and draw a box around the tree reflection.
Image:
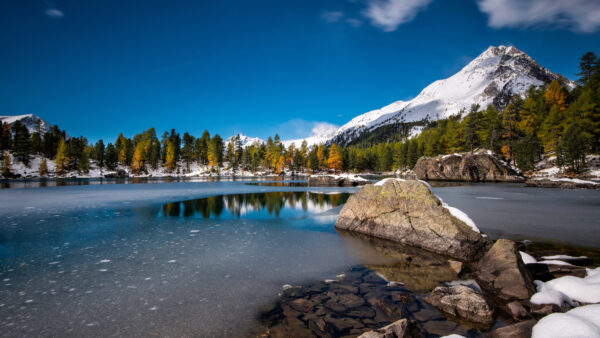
[160,192,350,219]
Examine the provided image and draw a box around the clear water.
[0,181,599,336]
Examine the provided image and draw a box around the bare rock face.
[414,151,523,182]
[425,285,495,324]
[334,179,490,262]
[476,239,536,302]
[307,174,369,187]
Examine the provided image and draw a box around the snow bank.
[531,177,599,185]
[520,251,538,264]
[531,267,600,306]
[374,178,405,186]
[542,255,589,261]
[532,304,600,338]
[418,179,480,233]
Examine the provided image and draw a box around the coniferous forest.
[1,52,599,177]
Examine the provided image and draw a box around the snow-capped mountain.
[225,134,264,148]
[0,114,53,134]
[331,45,575,146]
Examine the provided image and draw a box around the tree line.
[1,52,598,177]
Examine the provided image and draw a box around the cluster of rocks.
[307,174,369,187]
[413,150,524,182]
[256,266,476,338]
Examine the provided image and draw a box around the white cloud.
[45,9,64,18]
[363,0,432,32]
[321,11,345,23]
[477,0,600,33]
[310,122,338,138]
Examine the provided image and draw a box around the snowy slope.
[0,114,53,134]
[225,134,264,148]
[331,45,575,146]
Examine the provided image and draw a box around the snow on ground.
[520,251,538,264]
[542,255,589,260]
[532,304,600,338]
[374,178,405,186]
[312,174,369,182]
[531,267,600,306]
[531,177,599,185]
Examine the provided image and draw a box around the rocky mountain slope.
[330,45,575,146]
[0,114,53,134]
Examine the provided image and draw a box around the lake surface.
[0,180,599,336]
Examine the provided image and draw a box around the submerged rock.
[414,150,523,182]
[335,179,490,262]
[307,174,369,187]
[357,318,408,338]
[476,239,536,302]
[425,285,495,325]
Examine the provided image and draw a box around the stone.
[527,263,587,282]
[324,300,347,313]
[476,239,536,302]
[307,174,369,187]
[338,293,365,309]
[506,301,532,321]
[525,178,599,190]
[484,319,537,338]
[289,298,315,313]
[425,285,495,324]
[448,260,464,274]
[335,179,491,262]
[357,318,408,338]
[414,150,524,182]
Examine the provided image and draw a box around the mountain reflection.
[160,192,350,219]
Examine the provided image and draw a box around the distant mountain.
[330,45,576,146]
[0,114,53,135]
[225,134,264,148]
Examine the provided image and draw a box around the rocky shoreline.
[255,179,599,337]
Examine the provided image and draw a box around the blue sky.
[1,0,599,143]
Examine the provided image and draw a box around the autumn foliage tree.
[327,144,343,171]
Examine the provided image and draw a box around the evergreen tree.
[78,146,90,173]
[0,123,11,150]
[181,132,195,170]
[540,105,563,153]
[513,135,541,171]
[105,143,118,170]
[557,123,588,173]
[501,97,521,163]
[94,140,105,168]
[165,139,177,172]
[577,52,598,85]
[12,120,31,165]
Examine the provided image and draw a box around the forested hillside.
[1,52,598,178]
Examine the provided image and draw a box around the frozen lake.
[0,180,599,336]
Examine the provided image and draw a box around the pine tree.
[39,158,48,176]
[94,140,105,168]
[540,105,563,153]
[327,144,343,171]
[181,132,195,170]
[78,146,90,173]
[316,144,325,171]
[105,143,118,170]
[501,97,521,163]
[577,52,598,85]
[557,123,588,173]
[55,139,68,176]
[0,123,11,150]
[12,120,31,165]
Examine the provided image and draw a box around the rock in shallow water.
[307,174,369,187]
[476,239,536,302]
[425,285,495,325]
[334,179,490,262]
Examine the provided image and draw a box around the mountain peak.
[329,45,575,146]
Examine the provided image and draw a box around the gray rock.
[335,179,491,262]
[414,150,523,182]
[358,318,408,338]
[476,239,536,302]
[525,178,599,189]
[484,319,537,338]
[307,174,369,187]
[425,285,495,324]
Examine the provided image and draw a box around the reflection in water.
[245,182,307,187]
[160,192,350,219]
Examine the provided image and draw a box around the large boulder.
[476,239,536,302]
[425,285,495,324]
[414,150,523,182]
[334,179,490,262]
[307,174,369,187]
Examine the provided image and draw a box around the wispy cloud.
[45,8,64,18]
[477,0,600,33]
[275,119,339,140]
[321,11,345,23]
[363,0,432,32]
